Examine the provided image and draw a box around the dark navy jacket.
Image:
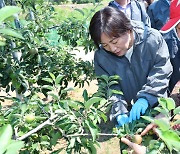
[147,0,170,30]
[162,29,180,92]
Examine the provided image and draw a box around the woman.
[89,6,172,126]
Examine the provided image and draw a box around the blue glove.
[116,114,129,127]
[129,98,149,123]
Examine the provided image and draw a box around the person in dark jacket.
[108,0,151,27]
[160,0,180,93]
[89,6,172,126]
[147,0,171,30]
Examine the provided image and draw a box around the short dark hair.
[89,6,133,48]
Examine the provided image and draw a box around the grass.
[53,0,109,23]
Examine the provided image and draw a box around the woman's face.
[100,31,133,56]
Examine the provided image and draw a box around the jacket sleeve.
[94,50,129,122]
[147,4,155,28]
[138,1,151,28]
[137,33,173,107]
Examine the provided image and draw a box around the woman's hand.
[141,123,157,136]
[121,137,146,154]
[129,98,149,123]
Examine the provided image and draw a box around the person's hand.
[116,114,129,127]
[141,113,165,136]
[129,98,148,123]
[121,137,146,154]
[141,123,157,136]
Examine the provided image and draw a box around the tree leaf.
[82,89,88,101]
[108,81,119,87]
[49,72,55,81]
[61,100,79,110]
[109,75,121,81]
[42,78,53,83]
[0,124,13,154]
[0,28,24,40]
[111,89,123,95]
[141,116,154,123]
[0,6,21,23]
[85,120,98,141]
[158,98,167,110]
[166,98,175,111]
[85,97,102,109]
[42,85,54,91]
[156,129,180,152]
[55,74,64,85]
[88,140,97,154]
[48,92,59,100]
[154,107,169,116]
[0,41,5,46]
[173,106,180,115]
[5,140,24,154]
[154,119,170,131]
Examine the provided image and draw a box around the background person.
[147,0,171,30]
[160,0,180,93]
[89,6,172,126]
[108,0,151,27]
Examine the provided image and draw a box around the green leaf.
[85,97,102,109]
[154,119,170,131]
[85,120,98,141]
[49,72,55,81]
[55,74,64,85]
[0,124,13,154]
[48,92,59,100]
[0,29,24,40]
[68,137,76,148]
[61,100,79,110]
[42,78,53,83]
[51,149,64,154]
[50,132,62,146]
[83,89,89,101]
[158,98,167,110]
[0,41,5,46]
[42,85,54,91]
[141,116,154,123]
[154,107,169,116]
[156,129,180,152]
[88,141,97,154]
[111,89,123,95]
[166,98,175,111]
[5,140,24,154]
[98,75,109,83]
[98,99,108,108]
[173,106,180,115]
[109,75,121,81]
[20,104,27,114]
[0,6,22,23]
[108,81,119,87]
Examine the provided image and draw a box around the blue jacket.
[162,29,180,92]
[109,0,151,27]
[147,0,170,30]
[94,21,172,120]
